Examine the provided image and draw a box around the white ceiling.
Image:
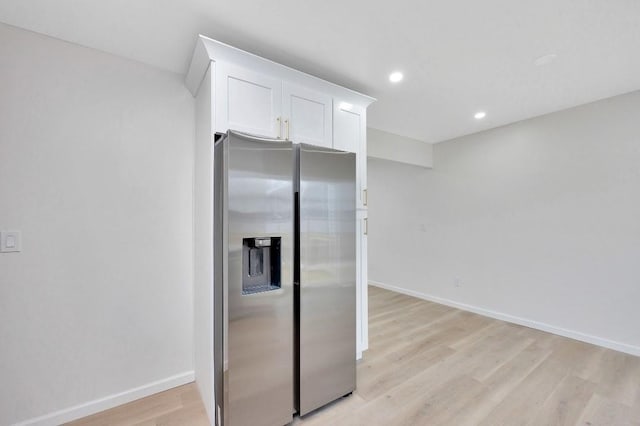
[1,0,639,143]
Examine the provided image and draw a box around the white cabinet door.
[334,102,367,209]
[215,62,283,138]
[356,210,368,357]
[333,101,362,153]
[283,83,332,147]
[359,122,368,210]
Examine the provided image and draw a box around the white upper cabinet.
[214,63,333,145]
[283,83,332,147]
[334,101,368,209]
[333,101,363,153]
[215,62,283,138]
[359,124,368,210]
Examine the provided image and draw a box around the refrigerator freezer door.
[298,143,357,415]
[216,131,294,426]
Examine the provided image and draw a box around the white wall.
[368,127,433,168]
[368,90,640,355]
[0,24,195,425]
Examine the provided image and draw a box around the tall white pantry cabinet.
[187,35,374,423]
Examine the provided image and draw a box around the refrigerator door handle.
[227,129,286,144]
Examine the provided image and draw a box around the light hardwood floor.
[70,285,640,425]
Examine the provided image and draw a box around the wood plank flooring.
[69,285,640,425]
[66,382,208,426]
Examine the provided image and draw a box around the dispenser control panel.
[242,237,281,295]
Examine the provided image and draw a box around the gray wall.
[368,127,433,168]
[0,24,195,424]
[368,90,640,355]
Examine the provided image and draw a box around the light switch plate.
[1,231,21,253]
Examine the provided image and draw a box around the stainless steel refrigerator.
[213,131,356,426]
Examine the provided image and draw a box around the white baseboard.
[369,280,640,357]
[14,371,195,426]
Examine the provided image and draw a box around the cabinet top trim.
[185,35,376,107]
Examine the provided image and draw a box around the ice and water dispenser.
[242,237,282,295]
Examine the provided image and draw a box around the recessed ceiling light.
[474,111,486,120]
[534,53,558,67]
[389,72,403,83]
